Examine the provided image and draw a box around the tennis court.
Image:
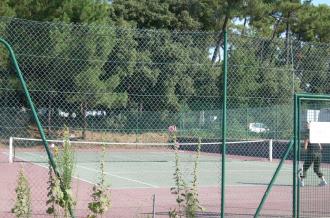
[2,137,330,217]
[9,138,295,189]
[2,138,299,217]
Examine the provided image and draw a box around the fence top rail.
[296,93,330,100]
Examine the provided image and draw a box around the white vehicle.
[249,122,269,133]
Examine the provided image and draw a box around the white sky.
[312,0,330,5]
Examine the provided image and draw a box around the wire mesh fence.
[0,16,329,217]
[298,98,330,218]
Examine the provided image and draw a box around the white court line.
[77,165,158,188]
[13,152,158,188]
[2,151,94,186]
[3,151,160,189]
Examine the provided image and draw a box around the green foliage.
[87,146,111,218]
[110,0,200,30]
[3,0,330,42]
[46,164,63,217]
[169,134,185,217]
[1,0,329,123]
[57,130,76,217]
[8,0,110,23]
[0,0,15,17]
[2,0,118,138]
[297,4,330,43]
[46,129,75,217]
[12,167,32,218]
[169,133,203,217]
[60,0,110,24]
[184,140,204,218]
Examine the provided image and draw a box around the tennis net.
[8,137,274,163]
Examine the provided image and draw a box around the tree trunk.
[80,102,87,140]
[268,18,282,66]
[211,15,229,64]
[242,17,247,35]
[271,18,281,41]
[47,96,52,137]
[285,13,291,65]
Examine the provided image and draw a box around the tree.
[3,0,121,137]
[70,66,127,139]
[0,0,15,96]
[0,0,15,17]
[110,0,200,30]
[292,4,330,43]
[297,43,330,94]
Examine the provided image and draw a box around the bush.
[46,129,75,217]
[87,146,111,218]
[12,167,32,218]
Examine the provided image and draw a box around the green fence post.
[0,38,76,218]
[246,105,249,139]
[297,97,301,218]
[293,94,298,218]
[221,30,228,218]
[254,140,294,217]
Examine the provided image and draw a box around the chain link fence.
[0,16,329,217]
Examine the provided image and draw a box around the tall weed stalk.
[87,146,111,218]
[46,129,75,217]
[12,167,32,218]
[169,126,204,217]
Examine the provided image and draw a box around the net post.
[269,139,273,162]
[9,137,13,163]
[152,194,156,218]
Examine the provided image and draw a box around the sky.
[313,0,330,5]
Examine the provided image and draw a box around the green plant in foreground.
[169,140,185,217]
[169,127,204,218]
[87,146,111,218]
[184,139,204,218]
[59,130,76,217]
[46,129,76,218]
[12,167,32,218]
[169,126,185,218]
[46,163,63,217]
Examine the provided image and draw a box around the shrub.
[169,127,204,217]
[88,146,111,218]
[88,147,111,218]
[46,128,75,217]
[12,167,32,218]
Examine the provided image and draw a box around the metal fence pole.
[221,30,228,218]
[254,140,294,218]
[269,139,273,162]
[293,94,298,218]
[9,136,13,163]
[297,97,301,218]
